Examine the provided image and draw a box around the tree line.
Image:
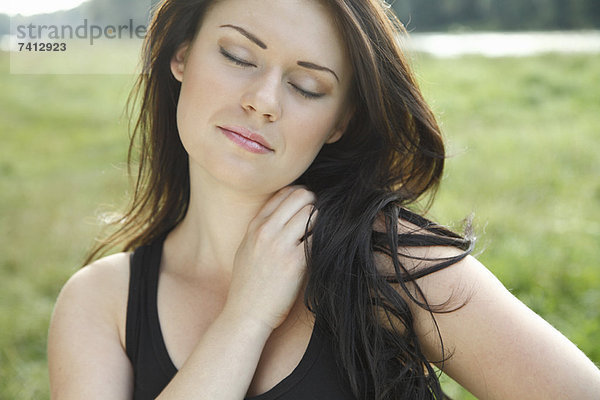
[391,0,600,31]
[2,0,600,37]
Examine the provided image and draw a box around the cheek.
[287,106,340,151]
[279,109,340,172]
[180,59,230,114]
[176,61,235,146]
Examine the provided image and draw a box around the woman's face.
[171,0,353,194]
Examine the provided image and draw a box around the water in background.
[405,31,600,57]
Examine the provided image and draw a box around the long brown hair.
[85,0,473,398]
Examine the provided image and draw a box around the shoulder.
[51,252,132,350]
[48,252,134,398]
[58,252,131,308]
[373,211,498,343]
[373,211,473,280]
[374,210,490,310]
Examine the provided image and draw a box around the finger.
[253,186,303,223]
[281,204,317,244]
[303,231,313,251]
[265,188,315,229]
[306,207,318,235]
[300,207,318,240]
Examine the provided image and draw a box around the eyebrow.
[297,61,339,82]
[220,24,340,83]
[220,24,267,49]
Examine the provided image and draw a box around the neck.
[163,164,275,279]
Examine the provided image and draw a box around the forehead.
[200,0,349,72]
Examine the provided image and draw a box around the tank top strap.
[125,233,171,372]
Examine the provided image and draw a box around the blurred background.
[1,0,599,398]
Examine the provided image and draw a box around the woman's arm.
[400,246,600,399]
[48,253,134,399]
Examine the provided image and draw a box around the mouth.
[218,125,274,154]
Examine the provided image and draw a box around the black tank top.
[126,235,358,399]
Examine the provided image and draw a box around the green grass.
[0,50,134,398]
[1,50,599,399]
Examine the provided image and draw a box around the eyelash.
[219,47,255,67]
[289,83,323,99]
[219,47,324,100]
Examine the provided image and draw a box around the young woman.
[48,0,600,399]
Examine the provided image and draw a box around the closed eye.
[289,83,324,99]
[219,47,255,67]
[220,46,323,99]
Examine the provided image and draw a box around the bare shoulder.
[48,252,133,399]
[51,251,132,352]
[62,252,131,296]
[56,252,131,323]
[374,212,476,287]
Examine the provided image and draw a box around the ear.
[325,107,354,144]
[170,42,190,82]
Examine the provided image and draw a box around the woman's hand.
[223,185,317,331]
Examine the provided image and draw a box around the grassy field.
[1,49,599,399]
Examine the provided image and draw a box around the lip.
[218,125,274,154]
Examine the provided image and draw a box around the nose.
[241,70,282,122]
